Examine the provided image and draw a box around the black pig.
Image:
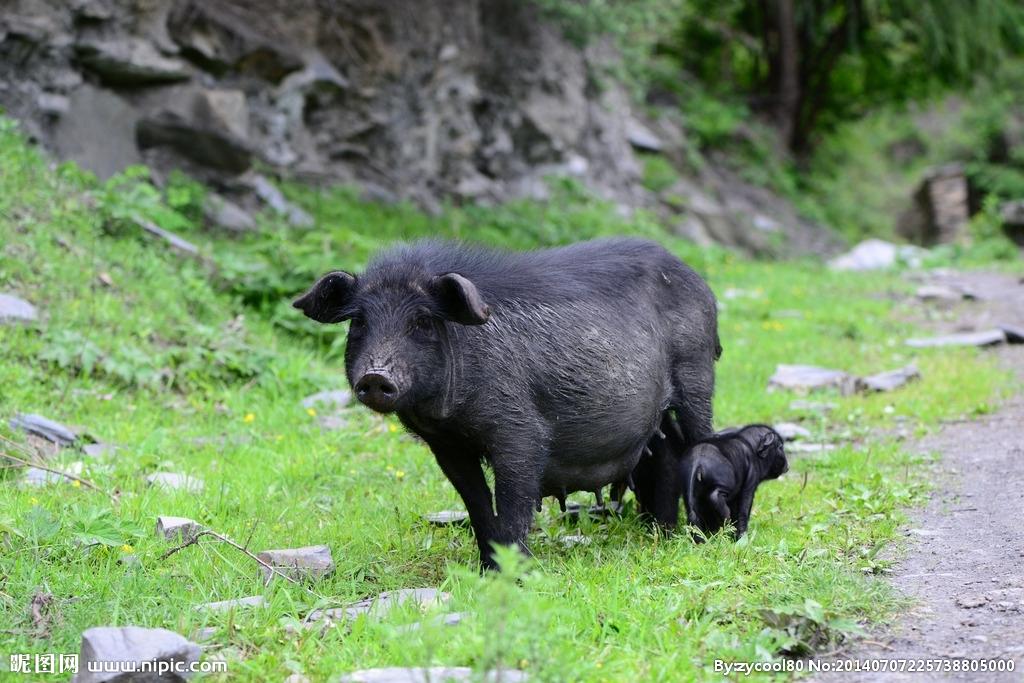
[682,424,788,539]
[294,238,719,569]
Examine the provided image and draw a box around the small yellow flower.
[395,470,406,480]
[71,480,81,488]
[29,497,39,505]
[596,662,603,669]
[761,320,785,331]
[386,464,394,471]
[388,423,398,433]
[519,659,529,668]
[121,544,134,553]
[306,407,317,417]
[243,413,255,423]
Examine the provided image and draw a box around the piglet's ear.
[757,430,780,457]
[292,271,357,323]
[431,273,490,325]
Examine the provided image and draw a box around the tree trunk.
[765,0,800,145]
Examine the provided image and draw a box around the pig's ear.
[293,271,357,323]
[431,273,491,325]
[756,430,780,457]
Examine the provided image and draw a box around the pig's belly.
[540,432,649,495]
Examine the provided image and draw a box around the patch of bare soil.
[814,270,1024,682]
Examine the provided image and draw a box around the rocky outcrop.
[898,163,971,245]
[0,0,836,255]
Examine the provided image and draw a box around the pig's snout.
[355,371,400,412]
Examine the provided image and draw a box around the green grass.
[0,116,1009,681]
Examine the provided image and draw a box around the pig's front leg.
[487,426,546,566]
[428,440,498,570]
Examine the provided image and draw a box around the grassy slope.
[0,118,1008,681]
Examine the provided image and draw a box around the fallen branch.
[158,528,303,587]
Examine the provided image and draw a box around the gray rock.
[301,390,352,410]
[146,472,204,493]
[336,667,528,683]
[82,443,118,459]
[52,85,142,180]
[786,443,837,455]
[37,92,69,116]
[247,175,314,227]
[861,365,921,392]
[193,626,217,643]
[0,294,38,324]
[74,38,191,85]
[204,194,256,232]
[828,239,924,271]
[768,365,858,395]
[999,324,1024,344]
[773,423,811,441]
[258,545,334,582]
[156,516,202,541]
[195,596,267,612]
[906,330,1006,348]
[423,510,469,526]
[306,588,451,624]
[897,164,970,245]
[625,117,663,153]
[138,110,252,175]
[23,462,84,486]
[9,414,77,446]
[72,626,201,683]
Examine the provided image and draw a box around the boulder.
[897,164,970,245]
[52,85,142,180]
[204,194,256,232]
[257,544,334,582]
[861,365,921,392]
[0,294,38,324]
[768,365,859,395]
[906,330,1006,349]
[72,626,200,683]
[9,414,77,446]
[74,38,191,85]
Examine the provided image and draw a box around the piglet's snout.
[354,371,399,412]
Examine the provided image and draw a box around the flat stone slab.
[9,413,78,446]
[146,472,204,493]
[258,544,334,582]
[0,293,38,323]
[906,329,1006,348]
[773,422,810,441]
[195,596,267,612]
[23,461,84,486]
[73,626,200,683]
[336,667,528,683]
[155,515,202,541]
[306,588,451,624]
[916,284,977,301]
[301,390,352,410]
[82,443,118,459]
[394,612,469,634]
[768,365,858,395]
[861,365,921,392]
[423,510,470,526]
[560,534,591,548]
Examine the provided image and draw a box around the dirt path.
[815,270,1024,682]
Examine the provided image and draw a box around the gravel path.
[814,270,1024,682]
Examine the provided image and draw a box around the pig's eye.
[412,315,435,336]
[349,316,366,332]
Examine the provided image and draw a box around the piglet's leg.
[709,489,731,525]
[429,443,497,570]
[732,483,758,539]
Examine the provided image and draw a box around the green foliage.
[642,153,681,193]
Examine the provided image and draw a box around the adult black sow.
[294,239,720,569]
